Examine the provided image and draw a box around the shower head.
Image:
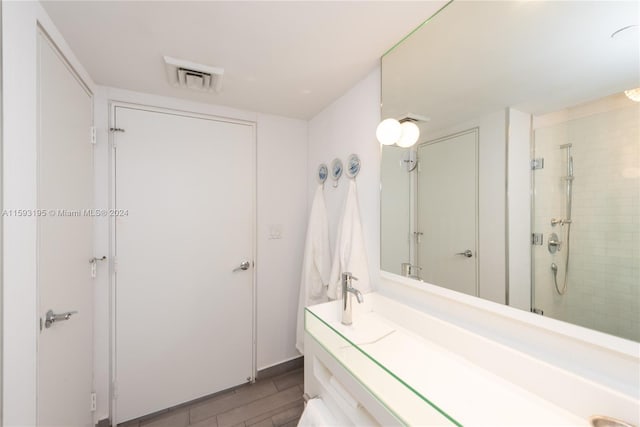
[551,263,558,273]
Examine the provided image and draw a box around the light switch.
[269,224,283,240]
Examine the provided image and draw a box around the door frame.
[415,127,479,295]
[2,4,97,424]
[107,101,257,423]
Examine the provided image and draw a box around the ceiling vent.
[163,56,224,93]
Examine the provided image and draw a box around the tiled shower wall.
[533,97,639,342]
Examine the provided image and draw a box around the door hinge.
[112,382,118,399]
[531,233,543,245]
[90,392,97,411]
[110,127,123,149]
[90,126,97,144]
[531,158,544,170]
[113,256,118,274]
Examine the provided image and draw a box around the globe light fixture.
[396,121,420,148]
[376,118,402,146]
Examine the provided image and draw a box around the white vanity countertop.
[307,294,588,426]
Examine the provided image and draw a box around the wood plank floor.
[118,368,304,427]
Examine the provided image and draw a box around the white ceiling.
[41,0,448,119]
[382,1,640,133]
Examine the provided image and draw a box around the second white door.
[417,129,478,296]
[113,106,255,423]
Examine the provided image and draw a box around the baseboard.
[256,356,304,380]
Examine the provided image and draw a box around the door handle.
[233,260,251,272]
[45,309,78,329]
[456,250,473,258]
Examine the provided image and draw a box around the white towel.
[296,184,331,354]
[327,179,371,300]
[297,399,337,427]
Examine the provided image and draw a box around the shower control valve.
[548,233,562,254]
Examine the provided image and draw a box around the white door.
[37,32,94,427]
[113,106,255,423]
[417,129,478,296]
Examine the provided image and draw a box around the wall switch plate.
[269,224,283,240]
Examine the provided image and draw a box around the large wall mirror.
[380,1,639,342]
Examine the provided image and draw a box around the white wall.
[380,145,411,275]
[255,113,308,369]
[507,109,532,311]
[2,2,97,425]
[92,87,308,421]
[307,68,381,290]
[1,3,37,424]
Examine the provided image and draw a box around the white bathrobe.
[296,184,331,354]
[327,179,371,300]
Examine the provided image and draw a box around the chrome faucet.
[341,272,363,325]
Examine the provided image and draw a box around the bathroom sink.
[305,293,591,426]
[590,415,635,427]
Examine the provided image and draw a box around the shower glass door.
[531,96,640,342]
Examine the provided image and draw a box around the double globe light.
[376,118,420,148]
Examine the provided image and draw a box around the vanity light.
[376,118,421,147]
[376,118,403,146]
[624,88,640,102]
[396,121,420,148]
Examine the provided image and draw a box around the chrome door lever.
[233,260,251,272]
[45,309,78,328]
[456,250,473,258]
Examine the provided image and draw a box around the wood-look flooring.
[118,368,304,427]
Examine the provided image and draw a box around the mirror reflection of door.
[417,129,478,296]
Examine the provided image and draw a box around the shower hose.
[553,223,571,295]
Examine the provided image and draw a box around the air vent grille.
[164,56,224,93]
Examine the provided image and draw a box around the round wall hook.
[330,158,343,187]
[345,154,361,178]
[318,163,328,184]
